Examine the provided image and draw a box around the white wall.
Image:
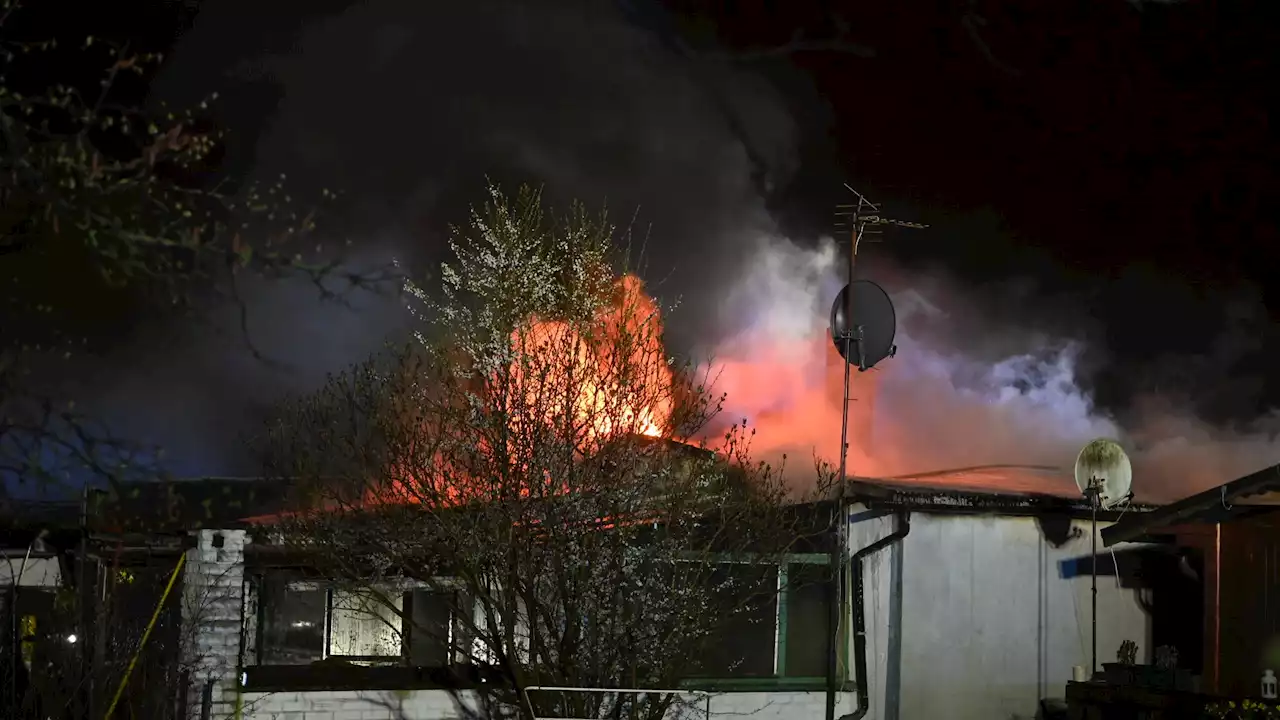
[0,556,61,587]
[183,528,859,720]
[182,513,1147,720]
[183,529,252,720]
[849,508,1150,720]
[231,689,853,720]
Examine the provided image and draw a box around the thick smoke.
[83,0,1276,498]
[112,0,792,475]
[707,233,1280,501]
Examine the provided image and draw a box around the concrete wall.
[849,508,1150,720]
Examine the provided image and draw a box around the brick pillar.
[181,529,250,720]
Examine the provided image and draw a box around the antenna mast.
[1072,439,1135,684]
[1084,477,1102,677]
[825,187,926,720]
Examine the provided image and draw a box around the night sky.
[7,0,1278,490]
[689,0,1279,422]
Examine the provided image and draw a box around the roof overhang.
[1102,463,1280,547]
[838,473,1153,521]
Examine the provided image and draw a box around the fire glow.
[359,274,675,512]
[700,235,1112,497]
[355,239,1265,510]
[509,274,673,445]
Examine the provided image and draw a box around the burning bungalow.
[3,460,1209,720]
[0,248,1206,719]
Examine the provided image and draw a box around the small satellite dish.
[1073,438,1133,509]
[829,280,897,371]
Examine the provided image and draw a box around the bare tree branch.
[0,3,397,494]
[258,185,829,720]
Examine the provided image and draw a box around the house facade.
[843,479,1158,720]
[186,527,859,720]
[4,475,1168,720]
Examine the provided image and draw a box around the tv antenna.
[825,186,927,720]
[1073,438,1135,679]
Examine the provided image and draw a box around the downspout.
[838,511,911,720]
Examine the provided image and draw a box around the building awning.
[0,555,63,587]
[1102,462,1280,547]
[840,475,1151,521]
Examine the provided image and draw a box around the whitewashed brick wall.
[238,688,464,720]
[233,689,854,720]
[182,529,251,720]
[177,528,856,720]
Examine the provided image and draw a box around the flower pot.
[1103,663,1137,686]
[1102,663,1191,690]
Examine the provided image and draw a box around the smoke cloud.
[71,0,1276,499]
[99,0,796,475]
[706,233,1280,502]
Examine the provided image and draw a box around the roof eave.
[1102,462,1280,547]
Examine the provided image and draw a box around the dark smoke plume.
[77,0,1276,498]
[103,0,795,475]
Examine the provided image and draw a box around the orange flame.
[359,275,674,512]
[510,274,673,445]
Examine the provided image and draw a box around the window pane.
[243,578,259,664]
[409,590,456,666]
[784,563,832,677]
[696,564,778,678]
[330,590,403,658]
[260,578,326,665]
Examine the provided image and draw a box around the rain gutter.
[836,510,911,720]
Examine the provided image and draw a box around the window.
[329,589,403,661]
[249,558,834,683]
[782,563,833,678]
[259,578,327,665]
[686,555,835,681]
[408,589,465,666]
[253,574,464,668]
[696,564,779,678]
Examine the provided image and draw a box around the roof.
[0,460,1169,537]
[836,465,1155,520]
[0,477,289,536]
[1102,462,1280,547]
[96,476,290,532]
[0,498,82,529]
[844,480,1145,521]
[863,464,1081,496]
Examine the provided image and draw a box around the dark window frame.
[245,555,838,692]
[323,586,406,664]
[250,571,465,669]
[678,553,840,687]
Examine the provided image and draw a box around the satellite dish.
[1073,438,1133,509]
[829,280,897,371]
